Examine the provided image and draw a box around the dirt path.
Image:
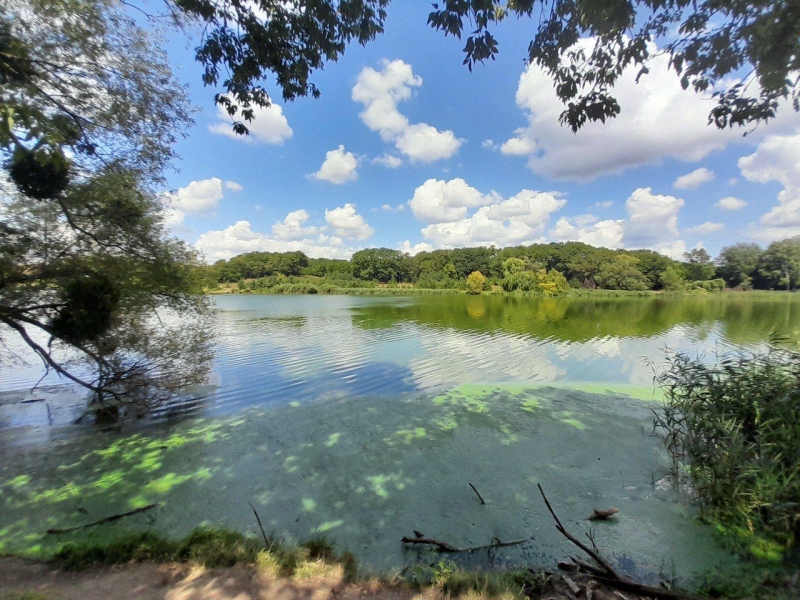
[0,557,418,600]
[0,557,662,600]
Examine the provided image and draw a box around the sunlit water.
[2,294,800,578]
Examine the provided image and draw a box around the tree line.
[201,236,800,293]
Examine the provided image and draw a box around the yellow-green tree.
[537,269,570,296]
[466,271,487,294]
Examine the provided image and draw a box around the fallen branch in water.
[538,484,702,600]
[469,482,486,505]
[401,536,459,552]
[401,535,528,553]
[537,484,619,578]
[46,504,157,534]
[249,502,270,548]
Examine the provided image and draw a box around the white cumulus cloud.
[400,240,434,255]
[673,167,715,190]
[324,203,374,240]
[372,154,402,168]
[409,178,494,223]
[352,60,463,163]
[623,187,686,258]
[163,177,227,229]
[716,196,747,211]
[209,100,293,145]
[739,132,800,241]
[195,219,354,263]
[311,145,359,184]
[550,218,625,248]
[500,39,739,180]
[271,209,319,241]
[686,221,724,234]
[407,179,566,248]
[550,187,687,258]
[224,180,243,192]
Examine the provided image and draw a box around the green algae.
[0,383,735,580]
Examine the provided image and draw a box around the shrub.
[692,278,726,292]
[653,343,800,553]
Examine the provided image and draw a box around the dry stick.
[469,482,486,505]
[401,536,460,552]
[537,485,703,600]
[248,502,270,548]
[401,536,528,553]
[46,504,157,534]
[536,484,620,578]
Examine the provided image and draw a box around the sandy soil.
[0,557,416,600]
[0,557,654,600]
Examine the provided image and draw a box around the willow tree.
[1,0,213,413]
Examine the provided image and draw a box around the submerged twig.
[537,484,702,600]
[401,536,460,552]
[401,535,527,553]
[249,502,270,548]
[46,504,157,534]
[469,482,486,505]
[537,483,619,577]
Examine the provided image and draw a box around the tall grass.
[653,343,800,555]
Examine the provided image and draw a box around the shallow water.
[2,294,800,577]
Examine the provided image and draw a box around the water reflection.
[4,294,797,576]
[3,294,800,436]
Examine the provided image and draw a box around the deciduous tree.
[758,237,800,290]
[716,243,763,289]
[1,0,212,413]
[428,1,800,131]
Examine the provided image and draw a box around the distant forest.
[198,237,800,294]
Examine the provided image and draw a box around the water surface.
[2,294,799,577]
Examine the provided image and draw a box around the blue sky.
[159,3,800,263]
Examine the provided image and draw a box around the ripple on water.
[3,294,798,577]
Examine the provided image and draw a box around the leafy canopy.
[428,1,800,131]
[1,0,212,411]
[170,0,390,134]
[116,1,797,134]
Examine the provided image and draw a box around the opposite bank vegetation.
[198,239,800,296]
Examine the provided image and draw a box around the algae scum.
[3,294,800,577]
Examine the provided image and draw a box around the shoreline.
[205,287,799,298]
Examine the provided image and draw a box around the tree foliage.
[169,0,390,135]
[596,255,649,290]
[207,237,800,293]
[350,247,408,283]
[717,243,763,289]
[465,270,487,294]
[758,237,800,291]
[1,0,212,412]
[683,248,716,281]
[428,1,800,131]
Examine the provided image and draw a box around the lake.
[2,293,799,577]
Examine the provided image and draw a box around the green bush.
[654,343,800,554]
[692,278,726,292]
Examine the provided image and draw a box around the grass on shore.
[5,527,800,599]
[43,528,543,598]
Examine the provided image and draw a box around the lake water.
[2,294,799,578]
